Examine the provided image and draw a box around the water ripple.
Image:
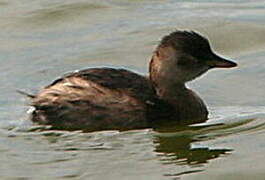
[23,2,109,26]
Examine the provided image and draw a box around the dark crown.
[158,30,212,59]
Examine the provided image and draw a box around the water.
[1,0,265,179]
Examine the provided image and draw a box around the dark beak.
[205,53,237,68]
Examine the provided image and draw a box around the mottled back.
[31,68,159,131]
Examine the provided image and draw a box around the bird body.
[27,30,237,132]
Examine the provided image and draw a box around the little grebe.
[28,30,237,131]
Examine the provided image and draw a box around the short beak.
[205,53,237,68]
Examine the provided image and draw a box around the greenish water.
[1,0,265,179]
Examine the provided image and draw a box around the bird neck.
[149,54,208,124]
[149,53,188,98]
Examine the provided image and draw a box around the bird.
[22,30,237,132]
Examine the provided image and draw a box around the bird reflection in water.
[153,132,232,177]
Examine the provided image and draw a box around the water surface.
[1,0,265,179]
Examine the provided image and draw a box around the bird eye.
[177,57,197,66]
[177,58,187,66]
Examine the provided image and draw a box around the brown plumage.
[28,30,237,132]
[31,68,159,131]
